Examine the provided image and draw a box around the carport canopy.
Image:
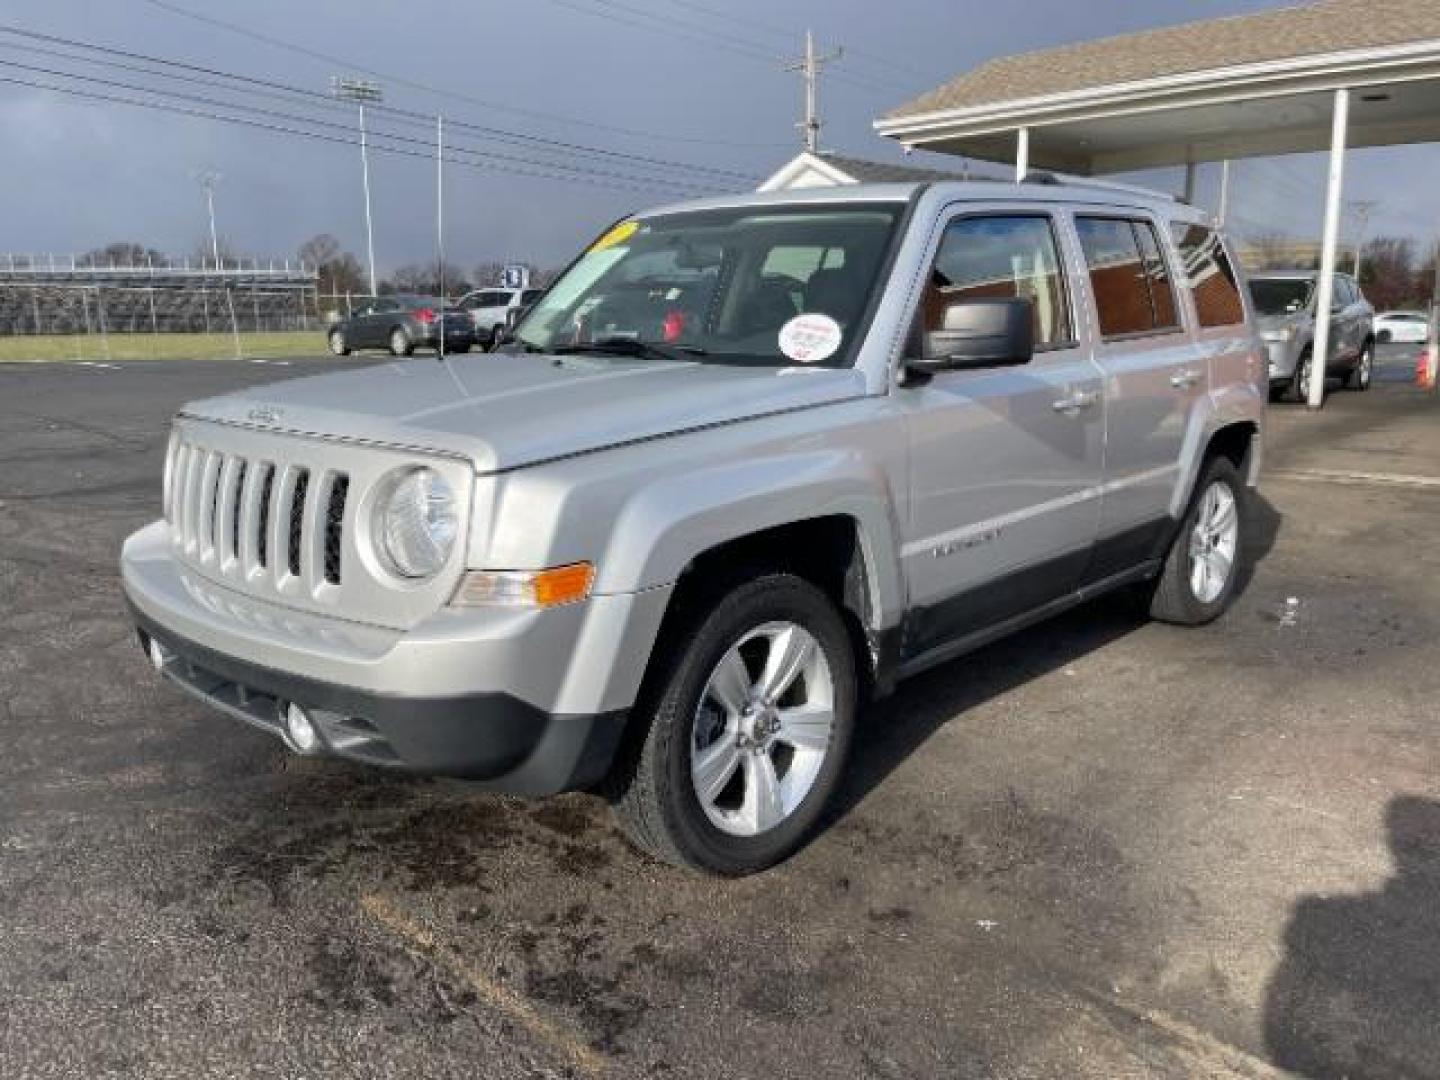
[875,0,1440,408]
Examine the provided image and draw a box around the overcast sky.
[2,0,1436,275]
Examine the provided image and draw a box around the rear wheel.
[389,327,413,357]
[1147,456,1245,626]
[608,573,856,875]
[1344,340,1374,391]
[327,328,350,356]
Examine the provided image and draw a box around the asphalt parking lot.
[2,345,1438,1079]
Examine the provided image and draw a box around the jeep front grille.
[167,440,348,589]
[161,417,474,631]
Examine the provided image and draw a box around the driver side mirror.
[908,297,1035,375]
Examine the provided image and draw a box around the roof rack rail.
[1028,171,1180,201]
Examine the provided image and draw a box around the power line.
[0,24,759,183]
[541,0,906,95]
[659,0,918,84]
[0,72,726,199]
[133,0,790,149]
[0,57,735,194]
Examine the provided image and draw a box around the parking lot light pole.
[332,77,382,298]
[195,170,241,359]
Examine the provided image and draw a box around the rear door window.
[1075,216,1181,339]
[1171,223,1245,328]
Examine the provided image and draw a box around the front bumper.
[1265,339,1299,382]
[121,521,671,793]
[132,607,625,793]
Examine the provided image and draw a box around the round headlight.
[379,467,457,579]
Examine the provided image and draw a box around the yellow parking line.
[360,892,607,1076]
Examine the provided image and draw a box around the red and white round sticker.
[777,313,843,364]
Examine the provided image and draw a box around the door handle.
[1170,369,1201,389]
[1052,390,1099,414]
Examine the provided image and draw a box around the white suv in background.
[458,287,544,348]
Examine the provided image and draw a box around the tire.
[327,328,350,356]
[607,573,857,876]
[1147,456,1246,626]
[490,325,506,351]
[389,327,413,357]
[1284,349,1313,403]
[1344,340,1374,391]
[1377,329,1392,344]
[451,343,471,354]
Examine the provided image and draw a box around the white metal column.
[1308,88,1350,410]
[1015,127,1029,183]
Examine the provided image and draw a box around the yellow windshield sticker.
[590,220,639,253]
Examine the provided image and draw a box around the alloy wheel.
[690,621,834,837]
[1188,480,1239,603]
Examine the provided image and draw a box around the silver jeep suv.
[122,182,1265,875]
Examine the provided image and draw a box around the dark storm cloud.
[1,0,1435,272]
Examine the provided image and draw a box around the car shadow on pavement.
[827,488,1282,827]
[1262,796,1440,1079]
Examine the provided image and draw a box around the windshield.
[511,203,905,367]
[1249,279,1313,316]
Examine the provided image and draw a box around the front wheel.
[327,328,350,356]
[490,325,506,351]
[608,573,856,875]
[1146,456,1246,626]
[1285,349,1314,403]
[389,328,413,357]
[1344,341,1374,391]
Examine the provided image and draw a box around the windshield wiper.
[551,337,707,363]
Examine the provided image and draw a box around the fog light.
[281,702,321,754]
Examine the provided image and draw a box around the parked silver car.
[122,182,1265,874]
[1250,271,1375,401]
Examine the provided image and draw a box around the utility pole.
[332,77,382,296]
[1348,198,1377,281]
[1217,160,1232,226]
[784,30,842,154]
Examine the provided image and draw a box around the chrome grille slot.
[256,464,275,569]
[287,468,310,579]
[165,418,472,630]
[226,460,248,565]
[324,475,349,585]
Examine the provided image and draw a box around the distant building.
[758,151,966,192]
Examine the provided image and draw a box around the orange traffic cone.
[1419,349,1437,390]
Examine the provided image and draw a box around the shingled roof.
[887,0,1440,121]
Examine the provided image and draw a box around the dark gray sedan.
[326,295,475,356]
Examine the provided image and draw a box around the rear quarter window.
[1170,223,1245,328]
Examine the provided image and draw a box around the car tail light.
[662,310,687,343]
[415,307,437,325]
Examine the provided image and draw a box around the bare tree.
[386,259,471,298]
[80,241,169,267]
[1360,236,1421,309]
[299,234,366,295]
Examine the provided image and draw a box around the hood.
[181,353,868,473]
